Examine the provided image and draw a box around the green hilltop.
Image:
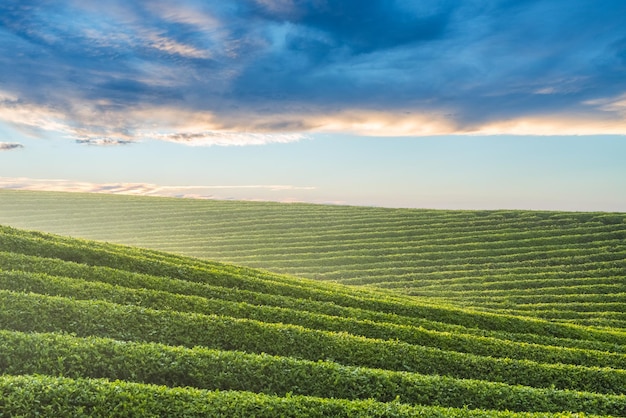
[1,224,626,416]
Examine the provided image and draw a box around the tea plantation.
[0,189,625,327]
[0,189,625,415]
[0,229,625,415]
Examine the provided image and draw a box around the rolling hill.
[0,189,625,328]
[0,224,625,416]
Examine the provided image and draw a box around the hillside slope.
[1,225,626,416]
[0,189,625,327]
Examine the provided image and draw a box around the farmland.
[1,223,626,416]
[0,189,625,415]
[0,189,625,327]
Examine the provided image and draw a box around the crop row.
[1,330,625,415]
[11,203,615,231]
[3,191,621,222]
[203,237,625,263]
[405,279,626,295]
[1,373,608,418]
[478,305,626,319]
[3,198,623,304]
[161,231,623,256]
[0,250,448,330]
[3,193,622,245]
[2,230,623,345]
[336,262,626,283]
[1,226,624,342]
[1,290,625,394]
[1,251,621,355]
[185,221,626,243]
[488,310,626,326]
[6,224,624,312]
[194,230,624,250]
[94,230,625,267]
[112,215,622,239]
[12,212,595,243]
[466,309,626,329]
[359,266,626,284]
[249,252,626,274]
[200,259,626,290]
[487,301,626,313]
[214,257,624,284]
[303,270,626,289]
[556,319,626,330]
[8,193,615,229]
[325,275,625,293]
[256,253,626,277]
[2,268,625,369]
[142,229,625,259]
[233,262,626,284]
[0,195,607,226]
[399,293,624,308]
[422,296,626,313]
[0,227,371,300]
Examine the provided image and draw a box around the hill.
[0,189,625,327]
[0,224,625,416]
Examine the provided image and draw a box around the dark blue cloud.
[0,0,625,137]
[245,0,452,54]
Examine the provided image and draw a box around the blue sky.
[1,0,625,210]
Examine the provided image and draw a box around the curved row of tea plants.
[1,251,622,356]
[0,374,606,418]
[0,225,625,416]
[1,226,624,344]
[4,289,626,394]
[1,330,625,415]
[1,268,626,370]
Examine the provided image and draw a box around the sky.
[0,0,625,211]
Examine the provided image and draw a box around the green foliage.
[0,290,625,395]
[0,194,625,416]
[0,374,599,418]
[0,267,625,370]
[1,227,624,346]
[1,250,623,356]
[0,330,625,415]
[0,189,624,319]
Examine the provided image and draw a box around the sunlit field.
[1,223,625,416]
[1,189,624,327]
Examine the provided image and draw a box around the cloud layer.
[1,0,626,144]
[0,177,316,201]
[0,142,24,151]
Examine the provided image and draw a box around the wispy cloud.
[0,142,24,151]
[75,138,134,146]
[0,177,316,199]
[585,93,626,116]
[157,131,306,146]
[1,0,626,141]
[144,32,212,59]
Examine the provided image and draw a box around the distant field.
[1,225,625,416]
[1,189,625,327]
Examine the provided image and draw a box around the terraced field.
[1,224,626,416]
[0,189,625,327]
